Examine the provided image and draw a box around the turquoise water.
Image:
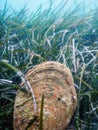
[0,0,98,13]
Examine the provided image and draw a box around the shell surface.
[14,61,77,130]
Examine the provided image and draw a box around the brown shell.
[13,61,77,130]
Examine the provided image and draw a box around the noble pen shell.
[14,61,77,130]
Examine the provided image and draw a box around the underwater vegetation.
[0,1,98,130]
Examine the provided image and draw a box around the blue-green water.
[0,0,98,13]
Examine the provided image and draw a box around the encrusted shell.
[14,61,77,130]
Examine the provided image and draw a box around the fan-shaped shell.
[14,61,77,130]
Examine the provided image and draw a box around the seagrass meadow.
[0,1,98,130]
